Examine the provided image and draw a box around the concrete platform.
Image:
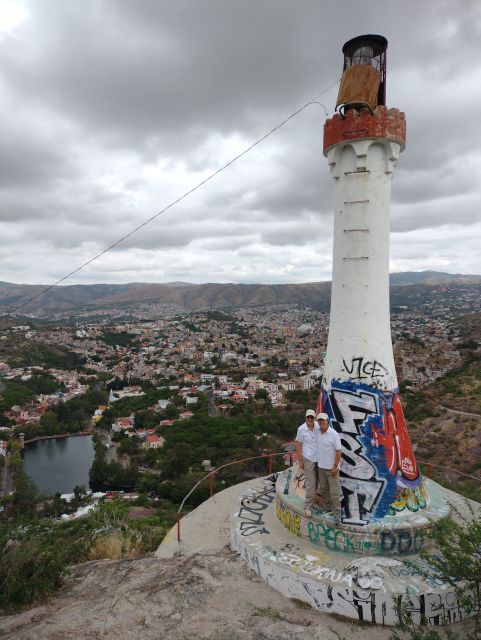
[230,470,476,627]
[157,472,478,628]
[156,478,260,559]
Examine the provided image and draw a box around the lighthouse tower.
[320,35,427,525]
[229,36,459,625]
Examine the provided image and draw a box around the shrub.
[0,536,66,611]
[0,517,94,613]
[391,500,481,640]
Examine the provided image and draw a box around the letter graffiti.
[237,487,275,536]
[319,380,425,525]
[342,357,388,381]
[379,530,425,555]
[307,521,356,554]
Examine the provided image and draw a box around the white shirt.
[295,422,320,462]
[317,426,342,469]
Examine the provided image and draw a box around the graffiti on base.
[237,486,275,536]
[306,520,425,555]
[276,496,301,536]
[319,379,425,525]
[389,484,428,515]
[233,534,471,626]
[291,468,306,499]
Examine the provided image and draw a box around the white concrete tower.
[320,35,427,525]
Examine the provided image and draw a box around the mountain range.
[1,271,480,316]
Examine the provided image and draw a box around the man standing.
[295,409,319,516]
[316,412,343,525]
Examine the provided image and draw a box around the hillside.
[404,355,481,483]
[0,546,392,640]
[1,271,481,316]
[389,271,481,286]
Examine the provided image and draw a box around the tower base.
[230,470,473,627]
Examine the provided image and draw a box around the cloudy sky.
[1,0,480,286]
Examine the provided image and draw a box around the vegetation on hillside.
[12,388,108,440]
[99,331,140,348]
[0,372,64,414]
[403,353,481,483]
[1,456,176,613]
[391,502,481,640]
[0,338,85,369]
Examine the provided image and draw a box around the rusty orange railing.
[176,450,290,543]
[419,460,481,482]
[175,454,481,545]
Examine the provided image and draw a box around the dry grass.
[89,531,144,560]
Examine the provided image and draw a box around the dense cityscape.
[1,282,480,481]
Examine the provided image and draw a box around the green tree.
[10,468,41,516]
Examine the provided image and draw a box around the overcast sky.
[1,0,480,286]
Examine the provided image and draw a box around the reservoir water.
[23,435,95,495]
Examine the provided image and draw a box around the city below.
[1,271,481,491]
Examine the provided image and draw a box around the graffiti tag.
[237,487,275,536]
[342,357,388,380]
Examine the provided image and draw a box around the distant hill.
[0,271,480,316]
[389,271,481,286]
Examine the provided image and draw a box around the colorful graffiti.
[318,379,426,525]
[276,496,301,536]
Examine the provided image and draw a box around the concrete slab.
[157,470,479,628]
[156,478,260,559]
[230,470,478,627]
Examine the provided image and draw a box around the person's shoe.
[333,515,342,526]
[304,507,312,517]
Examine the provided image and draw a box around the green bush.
[0,516,94,613]
[391,501,481,640]
[0,536,66,610]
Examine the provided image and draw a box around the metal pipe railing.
[176,451,287,543]
[175,454,480,547]
[418,460,481,483]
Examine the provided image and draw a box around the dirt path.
[440,405,481,418]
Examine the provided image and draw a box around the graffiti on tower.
[319,380,427,526]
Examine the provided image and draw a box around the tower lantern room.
[336,34,388,113]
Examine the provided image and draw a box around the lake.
[23,435,95,495]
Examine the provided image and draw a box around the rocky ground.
[0,548,402,640]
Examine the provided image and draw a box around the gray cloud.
[0,0,480,286]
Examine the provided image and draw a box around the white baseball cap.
[317,412,329,421]
[305,409,316,418]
